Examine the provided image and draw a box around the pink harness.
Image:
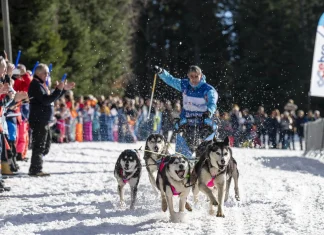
[159,158,166,172]
[207,175,216,187]
[170,185,181,196]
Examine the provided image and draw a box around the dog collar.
[119,169,129,184]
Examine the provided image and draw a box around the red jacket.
[13,73,32,92]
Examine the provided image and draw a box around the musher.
[153,65,218,158]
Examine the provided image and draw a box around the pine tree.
[68,0,134,96]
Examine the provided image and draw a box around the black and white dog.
[192,136,239,217]
[144,134,169,193]
[156,154,192,221]
[114,149,142,209]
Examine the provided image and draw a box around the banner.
[310,13,324,97]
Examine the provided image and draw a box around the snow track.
[1,142,323,235]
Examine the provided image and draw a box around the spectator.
[28,63,75,176]
[241,108,255,144]
[230,104,241,147]
[267,110,280,149]
[284,99,298,117]
[314,110,321,120]
[288,113,296,150]
[218,112,232,140]
[254,106,268,147]
[279,111,293,149]
[99,101,110,141]
[0,56,27,191]
[82,100,94,142]
[172,102,181,119]
[295,110,307,150]
[125,99,137,142]
[306,110,315,122]
[5,90,20,172]
[13,64,32,92]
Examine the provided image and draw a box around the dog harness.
[170,185,181,196]
[206,169,226,187]
[207,175,216,187]
[159,158,166,172]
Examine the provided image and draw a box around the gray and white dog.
[192,136,239,217]
[156,154,192,219]
[114,149,142,209]
[144,134,169,192]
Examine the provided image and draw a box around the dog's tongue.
[177,170,185,178]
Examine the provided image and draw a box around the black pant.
[288,130,295,150]
[0,134,6,162]
[7,139,17,160]
[257,128,266,145]
[280,130,290,149]
[268,132,277,148]
[29,123,51,174]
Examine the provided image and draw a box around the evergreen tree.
[232,0,324,111]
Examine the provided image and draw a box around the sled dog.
[192,136,239,217]
[114,149,142,209]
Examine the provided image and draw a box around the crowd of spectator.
[217,100,321,150]
[50,94,321,152]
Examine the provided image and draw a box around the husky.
[114,149,142,209]
[192,136,239,217]
[144,134,168,192]
[156,154,192,220]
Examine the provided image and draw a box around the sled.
[173,117,217,159]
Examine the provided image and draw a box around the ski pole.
[147,73,157,119]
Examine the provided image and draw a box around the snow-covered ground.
[1,142,324,235]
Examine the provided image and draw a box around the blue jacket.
[158,69,218,119]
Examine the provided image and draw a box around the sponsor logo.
[317,44,324,87]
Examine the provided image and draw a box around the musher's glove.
[153,65,163,74]
[202,111,211,119]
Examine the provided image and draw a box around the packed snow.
[1,142,324,235]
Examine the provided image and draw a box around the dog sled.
[173,116,218,159]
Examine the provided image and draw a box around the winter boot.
[1,161,15,175]
[9,158,19,172]
[16,153,23,161]
[28,172,50,177]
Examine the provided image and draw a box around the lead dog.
[114,149,142,209]
[192,136,239,217]
[156,154,192,220]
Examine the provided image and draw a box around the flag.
[310,13,324,97]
